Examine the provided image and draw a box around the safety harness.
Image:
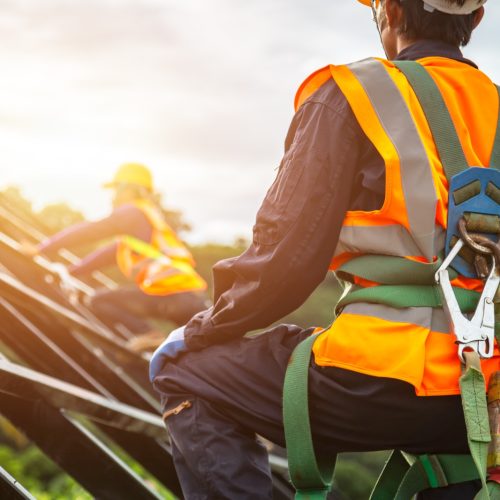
[283,61,500,499]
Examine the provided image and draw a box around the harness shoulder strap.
[395,61,500,174]
[490,85,500,169]
[394,61,469,181]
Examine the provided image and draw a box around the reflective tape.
[348,59,438,261]
[342,302,450,334]
[335,224,445,259]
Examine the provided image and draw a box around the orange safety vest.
[295,57,500,396]
[115,199,207,296]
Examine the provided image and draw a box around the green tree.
[37,203,85,234]
[0,186,33,215]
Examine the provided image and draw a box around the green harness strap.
[283,332,334,500]
[336,284,500,345]
[337,283,480,312]
[283,331,493,500]
[490,85,500,169]
[393,61,469,181]
[394,63,500,178]
[336,254,457,286]
[460,352,492,497]
[370,451,480,499]
[370,354,493,500]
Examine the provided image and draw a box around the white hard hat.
[357,0,487,15]
[423,0,487,14]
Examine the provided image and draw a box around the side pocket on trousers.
[162,400,192,423]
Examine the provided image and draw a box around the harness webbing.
[394,61,469,181]
[490,85,500,169]
[336,284,500,347]
[337,283,480,313]
[283,332,487,499]
[282,332,334,500]
[370,451,480,499]
[460,351,491,495]
[336,253,457,286]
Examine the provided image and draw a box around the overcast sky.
[1,0,499,243]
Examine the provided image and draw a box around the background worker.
[27,163,208,351]
[150,0,499,498]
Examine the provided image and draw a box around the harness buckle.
[436,238,499,363]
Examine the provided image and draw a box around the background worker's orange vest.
[296,57,500,396]
[116,199,207,296]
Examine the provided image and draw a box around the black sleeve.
[185,81,362,350]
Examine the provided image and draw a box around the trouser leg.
[166,397,273,500]
[90,285,152,333]
[154,325,307,498]
[153,325,479,499]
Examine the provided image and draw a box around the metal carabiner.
[435,239,499,363]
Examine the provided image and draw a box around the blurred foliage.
[163,207,192,234]
[0,442,91,499]
[0,414,176,499]
[333,452,390,499]
[151,191,192,233]
[0,415,29,449]
[0,186,33,215]
[38,203,85,234]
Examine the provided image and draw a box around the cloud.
[0,0,498,241]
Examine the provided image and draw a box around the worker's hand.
[19,240,40,257]
[149,326,187,382]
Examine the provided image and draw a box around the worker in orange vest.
[27,163,208,351]
[150,1,499,498]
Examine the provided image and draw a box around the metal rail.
[0,467,35,500]
[0,198,295,498]
[0,201,117,289]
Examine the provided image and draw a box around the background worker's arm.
[68,241,118,277]
[184,81,368,351]
[37,204,153,257]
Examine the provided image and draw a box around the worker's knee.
[164,397,272,500]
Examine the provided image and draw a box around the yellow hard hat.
[103,163,154,191]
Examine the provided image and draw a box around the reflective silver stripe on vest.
[335,224,419,258]
[345,58,439,261]
[334,224,446,259]
[342,303,450,334]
